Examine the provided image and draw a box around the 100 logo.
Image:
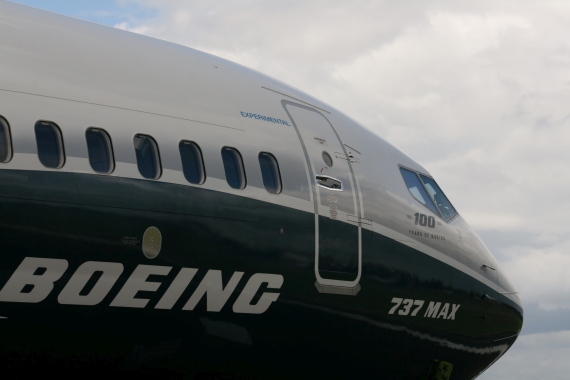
[414,213,435,228]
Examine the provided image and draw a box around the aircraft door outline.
[282,100,362,293]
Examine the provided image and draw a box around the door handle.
[481,293,496,301]
[315,175,343,191]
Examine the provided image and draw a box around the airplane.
[0,1,523,379]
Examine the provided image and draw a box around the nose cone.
[494,264,524,342]
[461,218,523,342]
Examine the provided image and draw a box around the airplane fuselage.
[0,2,522,379]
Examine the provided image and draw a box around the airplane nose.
[494,268,524,343]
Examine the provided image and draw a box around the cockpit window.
[399,167,440,216]
[419,175,457,220]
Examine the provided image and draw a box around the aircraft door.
[283,101,361,294]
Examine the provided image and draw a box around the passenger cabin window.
[133,134,161,179]
[35,121,65,169]
[86,128,114,174]
[179,141,205,184]
[419,175,457,220]
[0,116,12,163]
[399,167,439,215]
[222,147,246,189]
[259,152,282,194]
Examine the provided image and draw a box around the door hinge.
[334,151,360,163]
[347,214,372,226]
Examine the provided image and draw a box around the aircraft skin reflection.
[0,1,522,379]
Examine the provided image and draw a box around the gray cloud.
[519,303,570,335]
[477,330,570,380]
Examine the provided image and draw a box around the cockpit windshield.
[399,167,458,221]
[400,168,439,215]
[419,175,457,220]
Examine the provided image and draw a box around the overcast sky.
[9,1,570,378]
